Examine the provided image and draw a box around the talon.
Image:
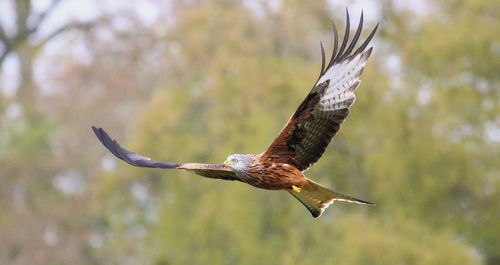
[292,185,301,193]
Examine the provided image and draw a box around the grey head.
[223,154,255,173]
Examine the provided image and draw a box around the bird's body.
[92,10,378,218]
[229,154,307,190]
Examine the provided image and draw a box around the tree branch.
[30,0,65,33]
[0,25,11,67]
[0,23,8,44]
[14,0,32,36]
[0,49,10,67]
[34,20,102,50]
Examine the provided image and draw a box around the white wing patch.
[316,50,372,111]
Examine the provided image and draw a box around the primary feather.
[262,10,378,171]
[92,126,239,181]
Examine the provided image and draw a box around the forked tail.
[289,179,374,218]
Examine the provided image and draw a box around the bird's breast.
[239,161,305,190]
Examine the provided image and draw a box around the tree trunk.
[17,47,38,121]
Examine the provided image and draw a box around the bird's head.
[224,154,254,172]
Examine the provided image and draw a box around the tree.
[1,1,105,264]
[0,0,96,118]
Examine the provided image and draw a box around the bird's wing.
[92,126,239,181]
[261,11,378,171]
[177,163,239,181]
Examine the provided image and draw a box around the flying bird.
[93,11,378,218]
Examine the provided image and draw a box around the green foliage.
[334,214,480,265]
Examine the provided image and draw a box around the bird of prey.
[93,11,378,218]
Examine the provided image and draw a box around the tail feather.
[289,179,374,218]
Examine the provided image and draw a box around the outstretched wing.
[262,10,378,171]
[92,126,239,181]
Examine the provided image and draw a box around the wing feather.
[334,9,351,62]
[92,126,239,181]
[262,12,378,171]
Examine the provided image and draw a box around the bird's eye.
[231,158,238,163]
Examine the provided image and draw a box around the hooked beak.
[223,160,233,167]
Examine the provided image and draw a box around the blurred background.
[0,0,498,264]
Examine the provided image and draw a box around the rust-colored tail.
[288,179,374,218]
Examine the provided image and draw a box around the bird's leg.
[292,185,302,193]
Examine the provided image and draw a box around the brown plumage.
[93,10,378,218]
